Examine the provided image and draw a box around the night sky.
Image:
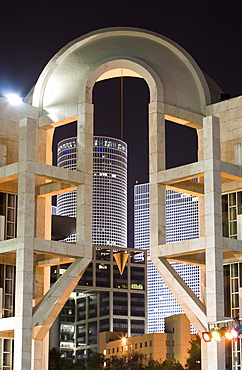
[1,0,242,246]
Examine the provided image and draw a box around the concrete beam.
[0,163,18,182]
[35,256,75,267]
[36,181,77,197]
[220,161,242,182]
[167,180,204,196]
[157,161,204,185]
[155,238,206,259]
[32,257,91,339]
[34,238,87,258]
[35,162,85,185]
[38,107,78,129]
[222,237,242,253]
[164,104,204,129]
[0,238,17,253]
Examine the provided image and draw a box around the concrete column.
[32,336,49,370]
[76,101,93,248]
[14,117,36,370]
[149,101,166,247]
[203,115,225,370]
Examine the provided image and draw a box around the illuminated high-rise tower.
[57,136,127,247]
[134,183,200,333]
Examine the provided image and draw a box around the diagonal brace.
[32,257,90,338]
[152,256,207,334]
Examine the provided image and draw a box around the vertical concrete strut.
[9,105,93,369]
[149,100,226,369]
[149,101,166,248]
[203,116,225,370]
[149,101,207,336]
[76,102,93,248]
[14,117,36,370]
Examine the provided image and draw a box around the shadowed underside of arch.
[32,27,211,116]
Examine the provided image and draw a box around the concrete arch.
[85,58,162,104]
[32,27,211,116]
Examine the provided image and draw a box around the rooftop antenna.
[120,73,124,141]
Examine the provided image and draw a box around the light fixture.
[202,332,211,342]
[211,329,222,341]
[6,94,22,105]
[121,337,126,345]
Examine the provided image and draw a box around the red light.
[202,332,211,342]
[231,328,239,339]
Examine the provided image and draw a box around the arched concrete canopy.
[32,27,211,116]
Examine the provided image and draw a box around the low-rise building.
[99,314,195,367]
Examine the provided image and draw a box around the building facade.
[99,314,195,367]
[134,183,200,333]
[51,246,146,364]
[57,136,127,248]
[54,136,145,363]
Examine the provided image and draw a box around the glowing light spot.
[7,94,22,105]
[121,337,126,345]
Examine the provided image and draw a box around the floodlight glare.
[211,329,222,341]
[121,337,127,345]
[224,330,234,340]
[7,94,22,105]
[230,328,239,339]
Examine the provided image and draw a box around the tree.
[105,353,145,369]
[49,347,84,370]
[185,335,201,370]
[86,353,105,370]
[104,354,183,370]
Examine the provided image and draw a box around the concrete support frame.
[149,101,166,248]
[14,117,36,369]
[150,117,226,370]
[76,102,93,247]
[2,28,242,369]
[203,116,225,369]
[0,103,92,369]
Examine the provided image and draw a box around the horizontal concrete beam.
[223,252,242,264]
[166,253,205,265]
[164,104,204,129]
[152,238,206,260]
[35,256,75,267]
[34,238,90,259]
[38,106,78,129]
[157,161,204,185]
[151,237,242,265]
[222,237,242,253]
[0,163,19,182]
[35,163,85,184]
[0,238,17,253]
[167,180,203,196]
[221,161,242,182]
[36,182,77,197]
